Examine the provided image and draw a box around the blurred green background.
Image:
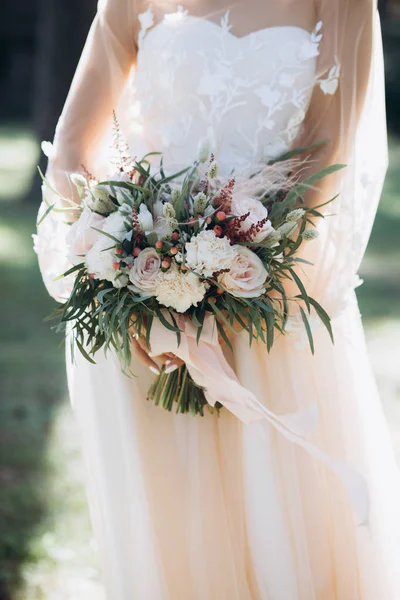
[0,2,400,599]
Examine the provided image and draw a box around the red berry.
[216,211,226,222]
[213,225,223,236]
[155,240,163,250]
[133,247,141,257]
[116,247,124,256]
[112,262,120,271]
[171,231,180,241]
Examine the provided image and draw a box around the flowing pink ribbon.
[149,313,369,526]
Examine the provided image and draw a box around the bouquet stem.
[147,365,221,416]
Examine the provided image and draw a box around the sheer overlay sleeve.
[36,0,137,300]
[298,0,386,317]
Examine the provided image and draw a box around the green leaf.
[215,319,233,353]
[90,227,121,245]
[270,164,346,222]
[269,139,328,164]
[36,202,56,227]
[154,306,182,333]
[308,297,334,344]
[288,268,310,313]
[299,306,314,355]
[55,263,85,280]
[75,337,97,364]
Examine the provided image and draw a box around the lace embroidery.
[133,5,340,174]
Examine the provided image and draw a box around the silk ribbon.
[149,313,369,526]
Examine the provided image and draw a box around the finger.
[131,339,161,375]
[165,357,185,373]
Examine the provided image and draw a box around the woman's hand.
[132,333,184,375]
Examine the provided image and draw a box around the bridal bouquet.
[39,126,341,416]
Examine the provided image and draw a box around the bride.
[36,0,400,598]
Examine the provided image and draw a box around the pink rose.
[218,246,268,298]
[129,248,161,296]
[66,206,105,264]
[230,195,274,242]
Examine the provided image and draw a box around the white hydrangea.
[85,212,128,285]
[185,230,237,278]
[155,265,207,313]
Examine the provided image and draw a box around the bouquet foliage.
[39,122,342,416]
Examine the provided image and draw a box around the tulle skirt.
[67,293,400,600]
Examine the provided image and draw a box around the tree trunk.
[27,0,97,202]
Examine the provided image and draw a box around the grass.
[0,125,399,599]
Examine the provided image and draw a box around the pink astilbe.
[132,206,144,247]
[214,178,236,213]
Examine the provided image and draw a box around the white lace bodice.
[127,6,339,175]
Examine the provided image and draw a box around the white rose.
[129,248,161,296]
[155,265,207,313]
[218,246,268,298]
[230,195,274,242]
[66,206,105,264]
[185,230,236,278]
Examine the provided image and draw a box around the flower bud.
[116,247,124,256]
[163,202,176,219]
[155,240,164,250]
[133,247,141,257]
[286,208,306,222]
[216,211,226,222]
[208,160,219,179]
[194,192,208,214]
[112,262,120,271]
[213,225,223,236]
[70,173,87,189]
[171,231,180,241]
[302,228,320,241]
[171,189,181,204]
[198,139,210,163]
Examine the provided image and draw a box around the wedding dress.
[35,1,400,598]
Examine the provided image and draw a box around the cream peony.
[66,206,105,264]
[155,265,207,313]
[129,248,161,296]
[218,246,268,298]
[230,195,274,242]
[185,230,236,278]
